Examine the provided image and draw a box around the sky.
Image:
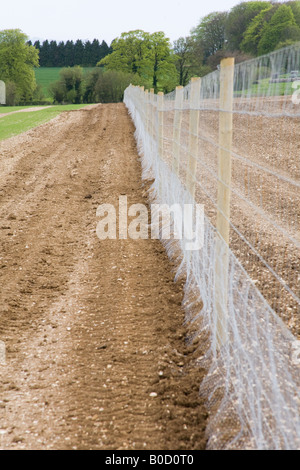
[1,0,242,45]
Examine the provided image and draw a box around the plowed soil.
[0,103,207,450]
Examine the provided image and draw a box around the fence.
[124,43,300,450]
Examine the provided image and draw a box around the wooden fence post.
[144,89,150,134]
[186,77,201,199]
[215,57,235,350]
[157,92,165,199]
[149,89,155,150]
[172,86,184,176]
[157,92,164,161]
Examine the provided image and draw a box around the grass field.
[0,105,89,141]
[35,67,97,98]
[0,106,41,114]
[242,78,295,96]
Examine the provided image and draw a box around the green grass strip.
[0,104,90,141]
[0,106,42,114]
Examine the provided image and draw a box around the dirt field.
[0,104,207,450]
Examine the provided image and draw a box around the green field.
[0,106,41,114]
[35,67,97,98]
[0,105,89,141]
[236,77,296,97]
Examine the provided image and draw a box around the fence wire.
[124,43,300,450]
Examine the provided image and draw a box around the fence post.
[138,86,144,112]
[157,92,164,161]
[157,92,164,200]
[186,77,201,199]
[172,86,184,176]
[149,89,155,154]
[215,57,235,350]
[145,89,150,134]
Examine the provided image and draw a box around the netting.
[124,43,300,450]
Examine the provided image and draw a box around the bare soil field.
[0,104,207,450]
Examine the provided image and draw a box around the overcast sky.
[1,0,242,45]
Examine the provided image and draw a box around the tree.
[173,37,193,86]
[5,81,18,106]
[90,39,101,65]
[241,6,274,55]
[173,36,211,84]
[99,30,148,75]
[49,66,85,104]
[287,1,300,27]
[40,40,51,66]
[82,40,92,66]
[57,41,66,67]
[74,39,84,66]
[258,4,300,55]
[34,38,112,68]
[83,68,103,103]
[0,29,39,104]
[94,70,140,103]
[49,40,58,67]
[146,31,177,91]
[33,39,41,51]
[225,1,271,51]
[191,12,228,62]
[99,30,177,92]
[99,40,111,60]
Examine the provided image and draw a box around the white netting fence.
[124,43,300,450]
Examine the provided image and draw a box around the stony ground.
[0,103,207,450]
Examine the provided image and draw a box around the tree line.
[1,1,300,105]
[49,67,141,104]
[93,1,300,92]
[28,39,112,67]
[174,0,300,85]
[99,30,178,93]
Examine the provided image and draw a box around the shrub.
[49,66,85,104]
[94,70,141,103]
